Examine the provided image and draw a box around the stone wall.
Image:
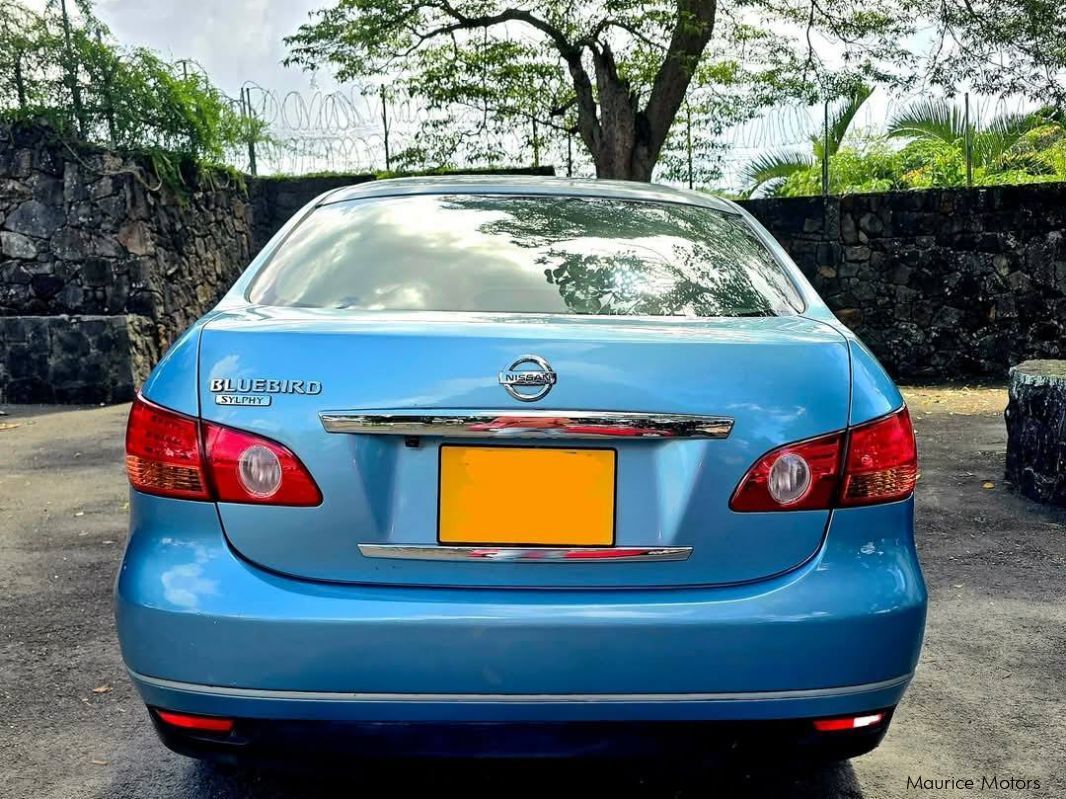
[0,123,254,361]
[0,315,141,403]
[740,186,1066,378]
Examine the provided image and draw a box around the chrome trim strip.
[129,671,913,703]
[357,544,692,563]
[320,410,733,439]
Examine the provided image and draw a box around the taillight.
[839,407,918,506]
[203,423,321,506]
[731,406,917,511]
[125,395,320,506]
[730,432,844,511]
[126,397,210,500]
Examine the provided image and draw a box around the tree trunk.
[586,107,661,182]
[586,45,646,181]
[568,1,717,182]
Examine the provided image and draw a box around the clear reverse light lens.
[237,445,282,498]
[767,452,812,505]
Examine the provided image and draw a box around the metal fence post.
[822,101,830,197]
[532,118,540,167]
[964,93,973,188]
[567,131,573,177]
[13,47,28,109]
[240,87,258,176]
[686,103,694,189]
[380,86,391,172]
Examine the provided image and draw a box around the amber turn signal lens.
[125,397,210,500]
[839,407,918,506]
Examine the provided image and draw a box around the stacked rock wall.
[1,124,253,401]
[741,187,1066,377]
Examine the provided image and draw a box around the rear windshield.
[247,194,802,317]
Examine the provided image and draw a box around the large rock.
[3,198,65,238]
[0,230,37,258]
[1005,360,1066,506]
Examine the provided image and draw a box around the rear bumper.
[147,711,896,763]
[130,671,911,723]
[115,493,926,723]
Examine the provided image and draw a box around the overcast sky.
[95,0,339,96]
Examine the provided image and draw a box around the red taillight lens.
[125,395,320,506]
[813,712,885,732]
[839,407,918,506]
[155,710,234,734]
[125,396,210,500]
[203,423,321,506]
[730,432,844,511]
[731,406,918,511]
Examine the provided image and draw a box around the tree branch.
[565,48,602,154]
[414,2,604,158]
[550,96,577,117]
[587,18,667,51]
[433,1,578,56]
[643,0,718,156]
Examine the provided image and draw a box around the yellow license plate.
[438,446,616,546]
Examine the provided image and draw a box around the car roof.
[319,175,740,214]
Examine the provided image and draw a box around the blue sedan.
[115,177,926,764]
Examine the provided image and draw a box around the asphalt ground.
[0,386,1063,798]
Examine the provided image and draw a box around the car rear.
[115,178,926,764]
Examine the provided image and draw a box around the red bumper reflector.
[813,712,885,732]
[156,710,235,734]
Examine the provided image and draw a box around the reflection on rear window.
[247,195,802,317]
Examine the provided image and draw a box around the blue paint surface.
[117,493,923,719]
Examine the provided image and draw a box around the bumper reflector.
[156,710,235,734]
[813,712,885,732]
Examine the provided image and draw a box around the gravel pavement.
[0,387,1063,798]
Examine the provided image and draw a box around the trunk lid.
[197,307,850,588]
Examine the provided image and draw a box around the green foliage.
[775,139,906,196]
[884,101,1065,189]
[741,84,873,197]
[887,100,1054,172]
[0,0,265,184]
[770,115,1066,197]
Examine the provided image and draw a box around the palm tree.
[887,99,1059,175]
[741,84,872,197]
